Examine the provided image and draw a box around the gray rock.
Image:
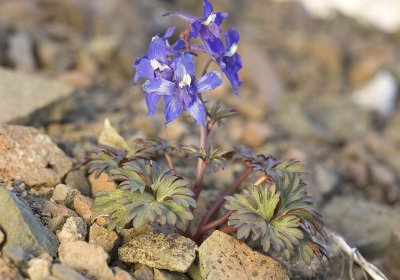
[58,241,114,280]
[89,223,120,255]
[0,188,59,256]
[314,164,338,195]
[113,267,134,280]
[48,216,67,233]
[52,184,79,207]
[51,264,88,280]
[27,258,51,280]
[2,244,28,267]
[7,32,35,70]
[118,226,197,273]
[65,169,91,197]
[56,217,87,244]
[133,264,153,280]
[0,124,73,188]
[189,230,289,280]
[154,269,190,280]
[323,196,400,257]
[0,67,80,125]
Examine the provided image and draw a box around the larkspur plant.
[87,0,327,265]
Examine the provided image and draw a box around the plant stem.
[202,58,213,76]
[193,125,208,199]
[195,165,252,233]
[164,153,176,175]
[219,225,236,235]
[193,210,233,242]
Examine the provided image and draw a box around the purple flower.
[133,36,173,84]
[142,53,222,127]
[217,27,243,94]
[164,0,228,57]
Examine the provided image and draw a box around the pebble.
[73,194,94,224]
[89,223,120,255]
[57,217,87,244]
[51,263,88,280]
[58,241,114,280]
[27,258,51,280]
[52,184,79,208]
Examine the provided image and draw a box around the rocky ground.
[0,0,400,279]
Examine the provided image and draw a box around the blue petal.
[224,27,240,48]
[163,12,197,23]
[195,71,222,92]
[164,95,184,125]
[173,54,195,82]
[200,30,225,56]
[142,78,174,96]
[133,58,154,83]
[222,54,243,94]
[183,92,207,127]
[148,37,167,63]
[214,12,229,25]
[203,0,213,18]
[163,27,175,39]
[145,93,161,115]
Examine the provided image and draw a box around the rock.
[243,121,273,147]
[52,184,79,207]
[314,164,338,195]
[118,226,197,272]
[0,228,4,246]
[27,258,51,280]
[57,71,93,90]
[388,231,400,279]
[56,217,87,244]
[98,119,128,150]
[323,197,400,257]
[43,201,78,218]
[89,172,117,196]
[7,31,35,71]
[132,264,153,280]
[0,257,24,280]
[59,241,114,280]
[48,216,67,233]
[0,67,80,125]
[73,194,94,224]
[0,124,73,188]
[89,223,120,255]
[352,70,398,116]
[113,267,134,280]
[88,36,118,65]
[51,264,88,280]
[65,169,91,197]
[154,269,190,280]
[189,231,289,280]
[0,188,59,256]
[2,245,28,267]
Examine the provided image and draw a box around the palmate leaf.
[225,173,327,264]
[87,145,127,178]
[92,161,195,231]
[135,138,181,155]
[182,145,232,171]
[208,103,237,126]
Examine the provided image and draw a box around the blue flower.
[133,36,173,84]
[217,27,243,94]
[142,53,222,127]
[164,0,228,57]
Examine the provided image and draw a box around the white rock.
[27,258,51,280]
[57,217,87,244]
[352,71,397,116]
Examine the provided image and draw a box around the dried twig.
[332,233,388,280]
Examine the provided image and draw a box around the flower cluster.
[134,0,242,127]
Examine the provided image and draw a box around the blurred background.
[0,0,399,278]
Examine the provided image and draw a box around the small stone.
[0,257,24,280]
[52,184,79,208]
[48,216,67,234]
[0,188,59,256]
[59,241,114,280]
[89,172,117,196]
[113,267,134,280]
[43,201,78,218]
[27,258,51,280]
[73,194,94,224]
[2,245,28,267]
[0,124,73,188]
[89,223,120,255]
[98,119,128,150]
[314,164,338,195]
[388,231,400,279]
[153,269,190,280]
[65,169,91,197]
[118,226,197,272]
[7,32,35,71]
[51,264,88,280]
[190,231,289,280]
[57,217,87,244]
[132,264,153,280]
[0,228,4,246]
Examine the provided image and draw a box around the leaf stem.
[164,153,176,175]
[201,58,213,76]
[218,225,236,235]
[193,125,208,199]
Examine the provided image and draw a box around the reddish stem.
[165,153,176,175]
[219,225,237,235]
[193,210,233,242]
[193,125,208,199]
